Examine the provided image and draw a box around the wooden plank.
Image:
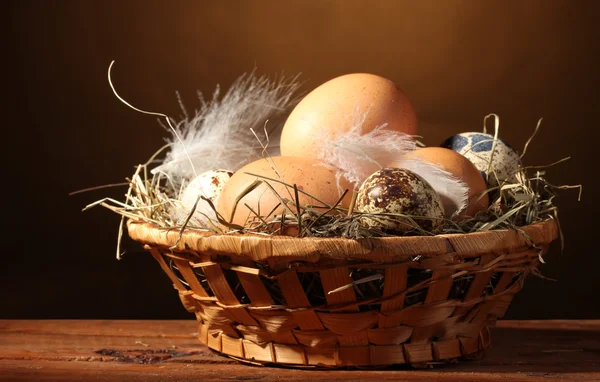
[200,264,259,326]
[276,272,325,330]
[0,320,599,381]
[424,269,454,304]
[320,268,359,312]
[172,259,210,298]
[379,265,408,328]
[1,359,591,382]
[234,258,274,307]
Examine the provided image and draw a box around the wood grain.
[1,320,598,381]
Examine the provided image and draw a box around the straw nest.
[84,115,579,256]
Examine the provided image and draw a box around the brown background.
[5,0,599,319]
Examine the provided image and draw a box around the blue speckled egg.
[442,132,521,187]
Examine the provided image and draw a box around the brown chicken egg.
[395,147,489,219]
[356,168,445,234]
[217,156,353,228]
[280,73,418,158]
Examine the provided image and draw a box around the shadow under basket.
[127,219,558,368]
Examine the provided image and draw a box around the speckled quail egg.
[442,132,521,188]
[356,168,445,234]
[178,169,233,226]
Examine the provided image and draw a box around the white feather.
[313,107,418,192]
[151,71,302,181]
[390,158,469,218]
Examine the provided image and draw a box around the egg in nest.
[442,132,521,188]
[217,156,353,229]
[356,168,445,234]
[280,73,418,159]
[176,169,233,227]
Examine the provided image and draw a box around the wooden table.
[1,320,599,381]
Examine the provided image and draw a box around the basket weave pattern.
[127,219,558,367]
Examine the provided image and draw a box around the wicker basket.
[127,218,558,368]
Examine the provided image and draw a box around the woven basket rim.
[127,218,558,263]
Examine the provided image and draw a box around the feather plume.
[390,158,469,217]
[151,71,302,181]
[312,106,418,192]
